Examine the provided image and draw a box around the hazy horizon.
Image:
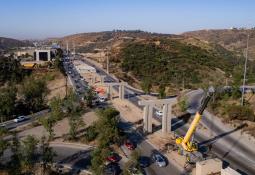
[0,0,254,40]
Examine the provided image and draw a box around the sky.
[0,0,254,39]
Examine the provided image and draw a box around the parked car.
[13,116,26,123]
[0,123,6,129]
[155,110,163,117]
[104,163,121,175]
[106,152,120,163]
[125,140,135,150]
[138,156,150,168]
[151,151,167,167]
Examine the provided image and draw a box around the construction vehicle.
[175,87,215,163]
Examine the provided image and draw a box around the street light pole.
[107,48,109,74]
[241,33,249,106]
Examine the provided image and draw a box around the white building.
[34,49,51,61]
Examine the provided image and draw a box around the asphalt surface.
[185,90,255,175]
[2,109,49,130]
[80,56,255,175]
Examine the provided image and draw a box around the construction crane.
[175,86,215,163]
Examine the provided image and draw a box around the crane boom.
[176,87,214,152]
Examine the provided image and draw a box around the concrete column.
[36,51,39,61]
[162,104,168,134]
[167,105,172,133]
[122,84,125,99]
[100,76,105,84]
[143,105,149,132]
[147,105,153,133]
[107,86,112,100]
[47,51,51,61]
[119,84,125,100]
[162,104,171,134]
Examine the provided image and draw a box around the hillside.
[58,30,255,93]
[112,38,255,93]
[0,37,32,50]
[56,30,176,53]
[182,29,255,60]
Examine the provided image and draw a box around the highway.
[80,56,255,175]
[64,56,185,175]
[186,90,255,175]
[1,109,49,130]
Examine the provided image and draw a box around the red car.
[125,140,135,150]
[106,153,119,162]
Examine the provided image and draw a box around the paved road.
[118,119,185,175]
[185,89,255,175]
[2,109,49,130]
[81,56,255,175]
[65,56,185,175]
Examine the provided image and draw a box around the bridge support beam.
[139,98,176,135]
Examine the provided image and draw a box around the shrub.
[84,125,98,142]
[178,97,188,112]
[225,104,255,122]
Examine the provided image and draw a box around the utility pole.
[66,41,69,56]
[241,33,249,106]
[73,42,76,56]
[106,48,109,74]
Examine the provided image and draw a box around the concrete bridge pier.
[143,105,153,133]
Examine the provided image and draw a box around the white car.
[13,116,26,123]
[98,96,107,103]
[155,110,163,116]
[0,123,6,128]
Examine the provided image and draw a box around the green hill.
[112,38,255,92]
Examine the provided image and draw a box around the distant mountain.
[0,37,32,50]
[182,29,255,60]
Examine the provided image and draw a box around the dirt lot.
[15,111,98,141]
[47,71,70,101]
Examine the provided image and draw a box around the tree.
[21,135,39,173]
[0,139,7,159]
[91,148,104,175]
[8,133,22,175]
[141,78,152,94]
[21,76,48,112]
[123,150,141,175]
[0,127,8,159]
[50,96,64,119]
[0,85,17,122]
[178,97,188,112]
[64,91,85,140]
[0,57,24,84]
[40,136,56,174]
[158,84,166,99]
[96,108,120,146]
[40,117,56,141]
[84,88,95,108]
